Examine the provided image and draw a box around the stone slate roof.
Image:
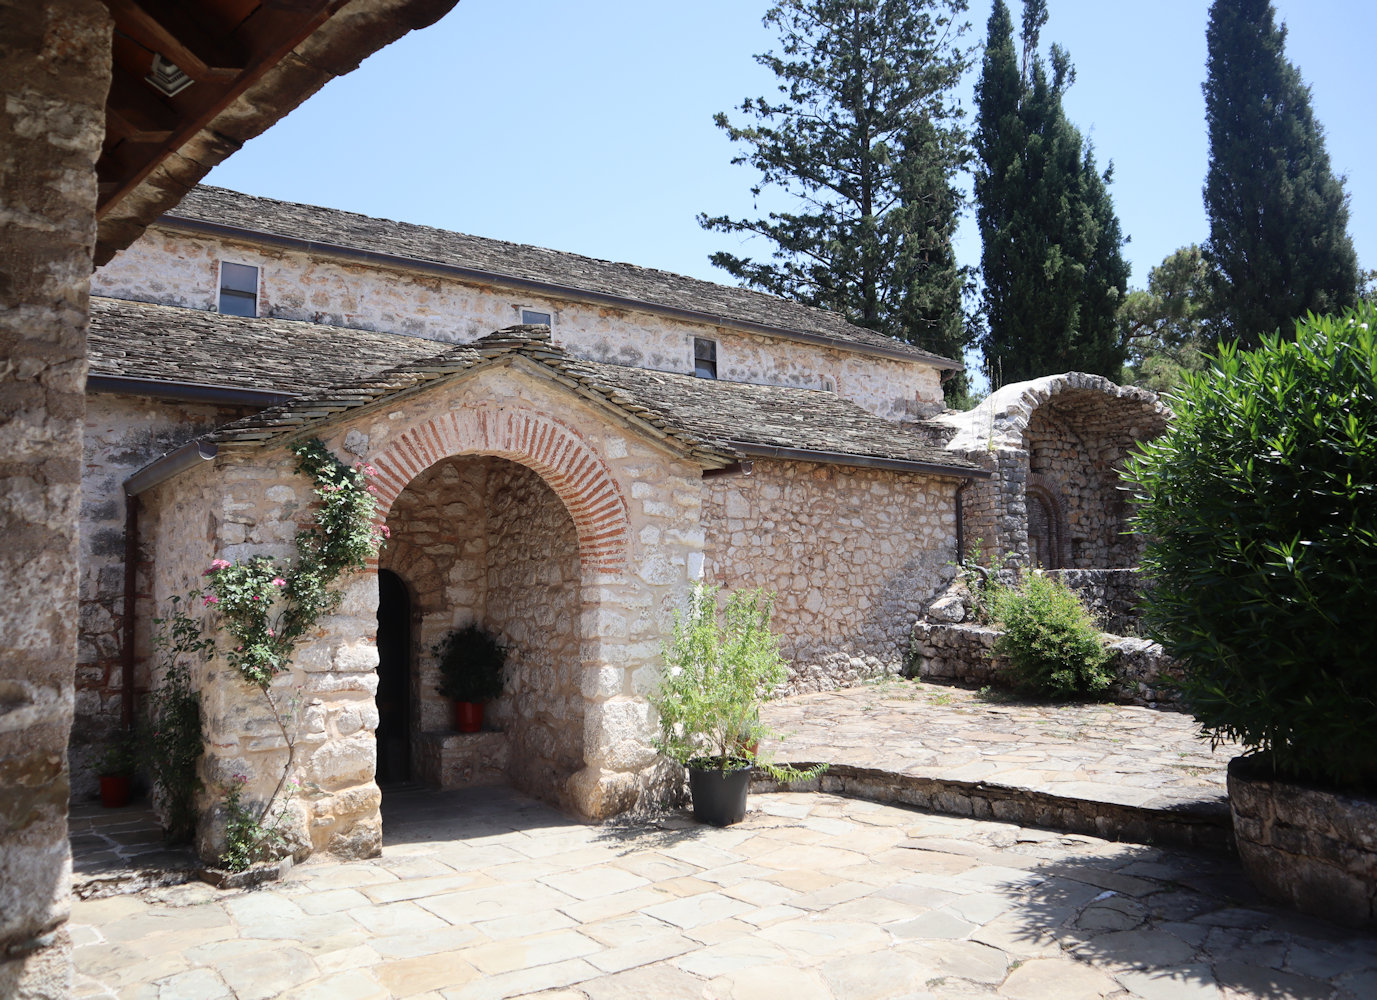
[162,186,960,370]
[192,321,982,477]
[89,297,441,395]
[90,298,978,474]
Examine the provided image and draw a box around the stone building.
[82,187,994,857]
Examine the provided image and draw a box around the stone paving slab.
[759,680,1240,849]
[69,799,200,899]
[71,786,1377,999]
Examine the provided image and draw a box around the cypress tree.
[699,0,976,398]
[974,0,1129,386]
[1202,0,1357,347]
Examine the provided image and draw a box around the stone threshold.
[754,762,1235,854]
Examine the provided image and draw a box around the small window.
[820,375,836,392]
[520,308,552,326]
[218,262,258,317]
[694,337,717,379]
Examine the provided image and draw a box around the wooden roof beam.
[104,0,246,80]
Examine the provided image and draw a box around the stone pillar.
[0,2,110,996]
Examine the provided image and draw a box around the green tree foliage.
[1119,245,1216,393]
[974,0,1130,387]
[1202,0,1358,348]
[699,0,977,398]
[1125,306,1377,790]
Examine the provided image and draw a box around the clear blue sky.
[207,0,1375,298]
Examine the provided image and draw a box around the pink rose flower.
[271,577,287,587]
[202,595,219,606]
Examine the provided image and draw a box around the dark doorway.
[376,569,412,784]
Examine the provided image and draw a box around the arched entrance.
[379,454,584,809]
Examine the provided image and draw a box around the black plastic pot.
[688,757,752,827]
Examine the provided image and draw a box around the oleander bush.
[1125,305,1377,790]
[991,573,1112,700]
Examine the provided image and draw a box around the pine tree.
[1203,0,1357,347]
[699,0,976,398]
[973,0,1130,386]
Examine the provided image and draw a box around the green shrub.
[992,574,1112,700]
[1125,306,1377,790]
[433,625,507,703]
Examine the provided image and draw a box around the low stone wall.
[911,621,1182,708]
[1043,568,1146,635]
[1228,758,1377,927]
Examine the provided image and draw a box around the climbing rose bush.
[204,439,385,688]
[1125,305,1377,790]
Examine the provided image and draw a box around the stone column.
[0,3,110,996]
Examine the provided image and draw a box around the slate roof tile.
[91,299,978,475]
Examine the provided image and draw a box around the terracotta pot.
[453,700,484,733]
[1227,754,1377,927]
[99,775,132,809]
[688,758,753,827]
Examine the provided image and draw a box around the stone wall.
[1042,568,1146,635]
[383,455,584,808]
[92,228,945,420]
[72,394,249,799]
[0,3,110,996]
[911,621,1182,707]
[703,460,959,692]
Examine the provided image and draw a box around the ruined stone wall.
[93,228,945,419]
[0,4,110,995]
[72,394,249,798]
[703,460,958,692]
[1024,402,1141,568]
[383,455,583,808]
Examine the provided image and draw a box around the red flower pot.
[99,775,132,809]
[453,701,484,733]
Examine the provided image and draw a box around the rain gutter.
[88,373,296,408]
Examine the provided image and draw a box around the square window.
[219,262,258,317]
[520,309,552,326]
[694,337,717,379]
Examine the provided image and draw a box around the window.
[694,337,717,379]
[218,262,258,317]
[520,308,552,326]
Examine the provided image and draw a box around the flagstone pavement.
[72,782,1377,1000]
[70,681,1373,999]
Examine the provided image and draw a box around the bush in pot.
[650,584,823,826]
[1125,305,1377,923]
[433,624,506,733]
[97,729,140,808]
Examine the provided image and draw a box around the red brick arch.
[368,406,630,572]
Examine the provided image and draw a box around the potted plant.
[432,624,506,733]
[1126,307,1377,926]
[650,584,823,826]
[97,728,140,808]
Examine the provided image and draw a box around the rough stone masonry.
[0,3,111,997]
